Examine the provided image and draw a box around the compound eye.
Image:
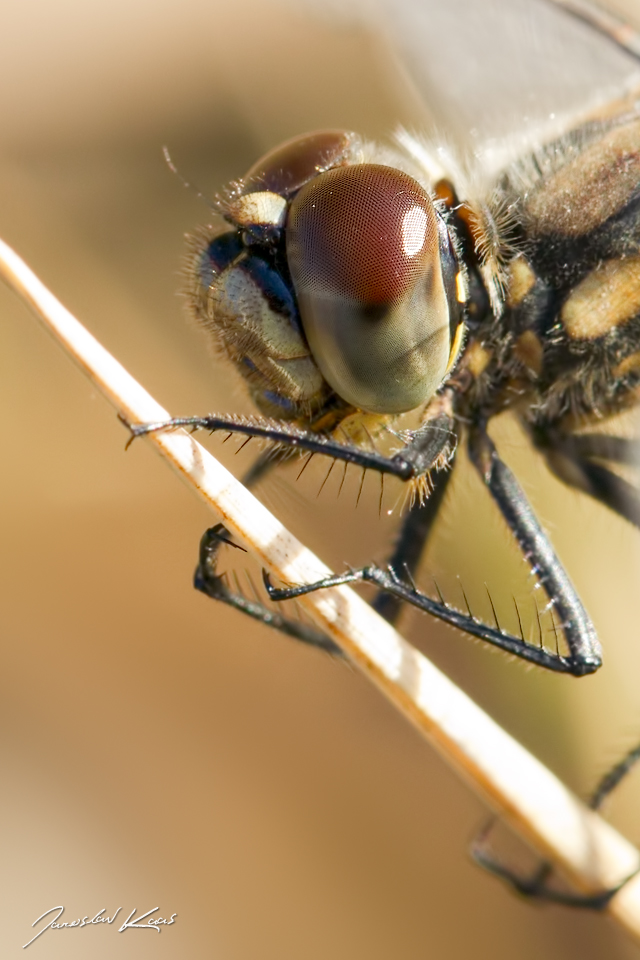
[242,130,362,198]
[226,130,364,235]
[286,164,452,414]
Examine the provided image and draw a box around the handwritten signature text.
[24,906,177,948]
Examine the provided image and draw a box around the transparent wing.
[299,0,640,150]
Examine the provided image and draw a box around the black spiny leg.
[470,824,631,909]
[373,462,455,624]
[240,447,283,489]
[589,743,640,812]
[263,563,582,672]
[263,428,602,674]
[470,741,640,908]
[126,409,457,483]
[130,412,602,672]
[194,524,341,655]
[467,428,602,676]
[190,449,342,654]
[128,408,457,655]
[468,429,640,905]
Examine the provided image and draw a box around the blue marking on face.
[198,232,244,289]
[261,390,298,414]
[243,256,303,336]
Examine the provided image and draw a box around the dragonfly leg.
[262,428,604,674]
[470,820,634,909]
[194,524,341,655]
[264,565,583,674]
[471,741,640,908]
[125,409,456,482]
[372,460,456,624]
[467,427,602,676]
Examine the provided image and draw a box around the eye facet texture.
[286,164,451,414]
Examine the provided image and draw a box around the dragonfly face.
[151,76,638,679]
[124,1,640,678]
[188,97,640,438]
[187,130,464,420]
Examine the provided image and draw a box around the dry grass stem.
[3,235,640,939]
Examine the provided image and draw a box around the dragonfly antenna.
[162,146,217,209]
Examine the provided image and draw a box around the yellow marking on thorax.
[513,330,543,376]
[464,341,492,377]
[525,119,640,237]
[561,257,640,339]
[446,321,466,375]
[331,410,393,446]
[310,408,352,434]
[506,256,536,307]
[613,351,640,378]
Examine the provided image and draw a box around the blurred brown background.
[2,0,640,957]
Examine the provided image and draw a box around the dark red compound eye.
[225,130,364,236]
[286,164,453,414]
[288,163,437,304]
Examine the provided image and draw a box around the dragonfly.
[129,0,640,904]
